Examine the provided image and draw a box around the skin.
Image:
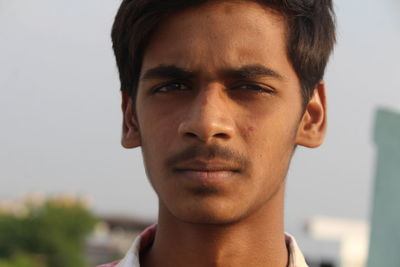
[121,1,327,267]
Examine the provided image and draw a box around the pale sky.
[1,0,399,261]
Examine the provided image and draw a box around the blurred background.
[0,0,399,266]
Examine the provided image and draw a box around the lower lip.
[176,170,237,183]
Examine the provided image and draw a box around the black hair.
[111,0,336,105]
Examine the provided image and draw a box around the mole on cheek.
[244,126,255,138]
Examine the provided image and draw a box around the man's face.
[125,1,323,224]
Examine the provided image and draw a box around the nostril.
[214,133,229,139]
[185,132,197,138]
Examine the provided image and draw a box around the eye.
[153,82,189,93]
[232,84,275,94]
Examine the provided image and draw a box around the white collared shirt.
[98,225,309,267]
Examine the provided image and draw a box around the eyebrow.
[141,65,195,80]
[141,64,284,81]
[223,64,284,80]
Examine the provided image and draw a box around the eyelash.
[153,82,189,93]
[231,84,275,94]
[152,82,275,95]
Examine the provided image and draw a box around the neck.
[142,186,288,267]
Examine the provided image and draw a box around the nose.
[178,84,235,143]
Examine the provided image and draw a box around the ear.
[295,81,327,148]
[121,91,141,148]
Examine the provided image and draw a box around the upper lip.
[173,159,241,172]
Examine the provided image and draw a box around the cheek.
[242,117,296,162]
[241,126,254,140]
[247,126,255,133]
[138,109,182,173]
[140,121,178,161]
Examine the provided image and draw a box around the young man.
[101,0,335,266]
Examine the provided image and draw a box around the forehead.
[141,1,295,81]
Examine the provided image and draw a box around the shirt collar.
[105,225,309,267]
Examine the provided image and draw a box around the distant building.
[86,216,154,266]
[367,108,400,267]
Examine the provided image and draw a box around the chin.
[163,196,248,225]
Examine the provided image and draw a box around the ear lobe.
[295,81,327,148]
[121,91,141,149]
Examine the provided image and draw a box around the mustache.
[165,144,250,170]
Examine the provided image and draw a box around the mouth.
[173,160,242,183]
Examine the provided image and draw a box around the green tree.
[0,197,97,267]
